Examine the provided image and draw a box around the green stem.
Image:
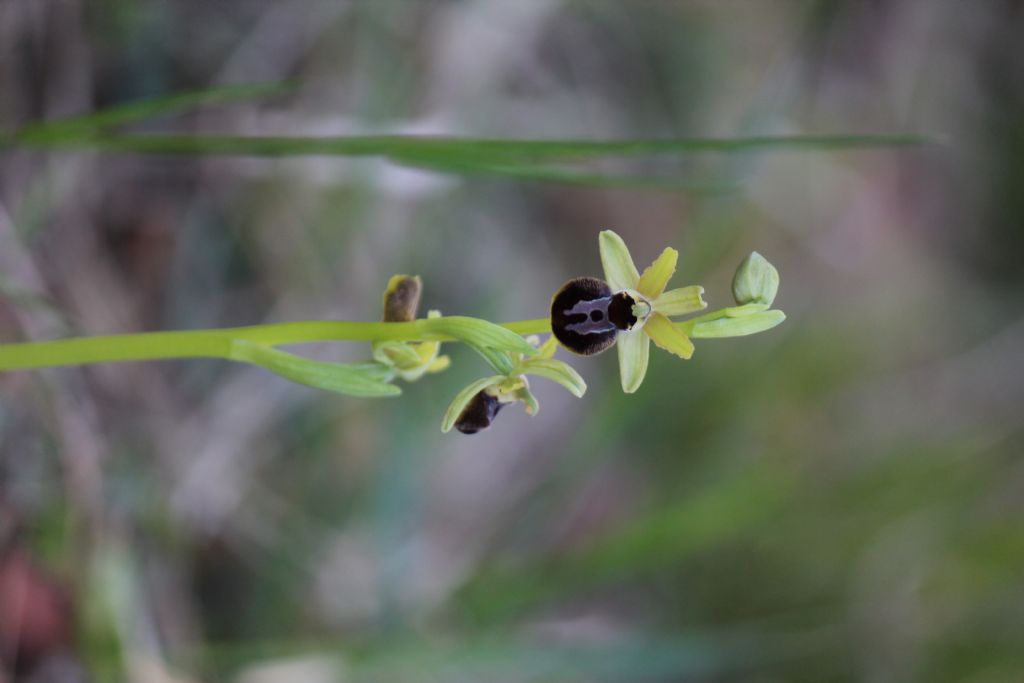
[0,318,552,372]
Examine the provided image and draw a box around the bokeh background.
[2,1,1024,682]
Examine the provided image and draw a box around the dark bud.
[382,275,422,322]
[454,390,506,434]
[550,277,639,355]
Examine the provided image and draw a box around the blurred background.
[2,1,1023,681]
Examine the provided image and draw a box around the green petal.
[636,247,678,299]
[616,329,650,394]
[231,341,400,397]
[519,358,587,398]
[643,313,694,359]
[441,376,504,433]
[652,285,707,317]
[599,230,640,291]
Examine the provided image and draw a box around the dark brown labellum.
[454,390,505,434]
[550,277,639,355]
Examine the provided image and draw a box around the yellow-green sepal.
[599,230,640,291]
[643,313,694,359]
[616,328,650,394]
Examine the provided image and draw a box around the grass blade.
[16,82,293,141]
[13,132,931,158]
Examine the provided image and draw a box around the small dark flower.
[454,389,506,434]
[441,337,585,434]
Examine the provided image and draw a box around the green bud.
[732,252,779,307]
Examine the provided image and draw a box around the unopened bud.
[732,252,779,306]
[454,389,506,434]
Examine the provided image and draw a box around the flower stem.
[0,318,553,372]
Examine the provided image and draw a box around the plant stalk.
[0,319,553,371]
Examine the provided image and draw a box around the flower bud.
[454,389,506,434]
[732,252,779,307]
[382,275,422,322]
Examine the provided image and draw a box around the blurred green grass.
[1,2,1023,683]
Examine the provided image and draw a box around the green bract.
[231,340,401,398]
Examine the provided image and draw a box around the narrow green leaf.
[519,358,587,398]
[16,82,293,141]
[231,340,400,397]
[393,152,731,191]
[442,376,503,433]
[16,132,930,157]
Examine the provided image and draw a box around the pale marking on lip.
[564,295,617,335]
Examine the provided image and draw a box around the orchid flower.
[551,230,708,393]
